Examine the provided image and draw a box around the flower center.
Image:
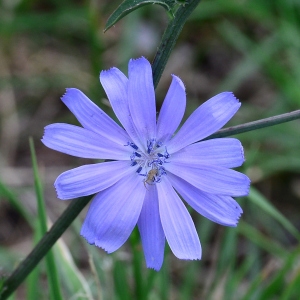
[125,139,169,187]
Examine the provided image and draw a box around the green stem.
[152,0,202,88]
[0,196,91,300]
[205,109,300,140]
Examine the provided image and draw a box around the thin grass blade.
[29,137,63,300]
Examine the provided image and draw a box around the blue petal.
[169,173,243,226]
[61,88,130,145]
[167,92,241,153]
[156,75,186,144]
[100,68,143,149]
[80,173,146,253]
[42,123,131,160]
[128,57,156,146]
[156,179,201,260]
[137,185,165,271]
[55,161,133,200]
[170,138,244,168]
[165,163,250,197]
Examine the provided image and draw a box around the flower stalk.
[206,109,300,140]
[152,0,202,88]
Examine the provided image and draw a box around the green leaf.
[249,187,300,241]
[26,222,42,300]
[105,0,175,32]
[0,180,34,228]
[53,236,93,299]
[238,221,287,258]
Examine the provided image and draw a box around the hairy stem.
[206,110,300,140]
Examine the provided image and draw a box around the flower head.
[42,57,250,271]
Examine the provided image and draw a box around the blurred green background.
[1,0,300,299]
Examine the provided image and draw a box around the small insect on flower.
[143,168,158,188]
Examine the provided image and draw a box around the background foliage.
[1,0,300,299]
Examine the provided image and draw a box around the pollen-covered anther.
[147,138,157,154]
[124,141,139,150]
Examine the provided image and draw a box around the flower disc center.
[126,139,169,186]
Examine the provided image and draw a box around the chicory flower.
[42,57,250,271]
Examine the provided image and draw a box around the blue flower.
[42,57,250,271]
